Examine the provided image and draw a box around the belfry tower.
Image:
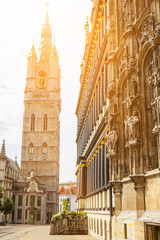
[21,8,61,221]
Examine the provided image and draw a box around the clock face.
[36,75,48,89]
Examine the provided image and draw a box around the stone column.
[14,195,18,223]
[103,190,107,209]
[112,181,122,216]
[96,194,99,209]
[101,143,104,187]
[81,164,87,197]
[95,152,98,190]
[130,175,145,218]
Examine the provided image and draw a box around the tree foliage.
[62,199,69,212]
[0,187,14,220]
[0,187,4,211]
[2,197,14,216]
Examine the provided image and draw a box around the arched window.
[31,114,35,131]
[43,114,48,131]
[28,143,34,154]
[42,142,47,154]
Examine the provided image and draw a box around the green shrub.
[51,211,87,222]
[51,212,63,222]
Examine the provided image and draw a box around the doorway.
[29,212,34,224]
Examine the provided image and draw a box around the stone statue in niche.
[151,96,158,132]
[127,111,139,145]
[137,16,155,52]
[124,116,129,144]
[109,103,117,115]
[106,126,118,155]
[150,93,160,133]
[130,79,137,96]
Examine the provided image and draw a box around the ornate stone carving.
[111,180,122,194]
[127,57,137,75]
[106,126,118,156]
[124,111,139,146]
[130,79,137,97]
[118,45,128,76]
[107,80,116,98]
[27,179,44,193]
[150,95,160,133]
[109,103,117,115]
[137,16,155,52]
[130,175,145,190]
[124,116,129,144]
[123,79,139,109]
[148,71,160,87]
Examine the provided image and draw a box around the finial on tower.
[1,139,6,158]
[45,2,51,25]
[30,39,36,57]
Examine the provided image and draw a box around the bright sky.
[0,0,92,182]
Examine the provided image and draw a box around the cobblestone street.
[0,224,96,240]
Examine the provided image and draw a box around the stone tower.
[21,8,61,222]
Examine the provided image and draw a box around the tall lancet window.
[31,114,35,131]
[43,114,48,131]
[28,143,34,161]
[42,142,48,154]
[42,142,47,160]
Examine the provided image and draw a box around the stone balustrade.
[50,216,88,235]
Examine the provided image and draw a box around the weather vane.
[45,2,51,9]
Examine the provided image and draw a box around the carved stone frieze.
[130,175,145,190]
[137,16,155,52]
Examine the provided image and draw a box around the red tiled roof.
[59,186,77,195]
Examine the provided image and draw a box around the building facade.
[59,181,77,212]
[0,140,20,222]
[76,0,160,239]
[12,175,46,224]
[21,9,61,222]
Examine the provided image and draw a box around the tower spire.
[45,2,50,25]
[39,4,52,63]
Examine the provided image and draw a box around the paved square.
[0,225,97,240]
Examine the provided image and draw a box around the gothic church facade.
[76,0,160,239]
